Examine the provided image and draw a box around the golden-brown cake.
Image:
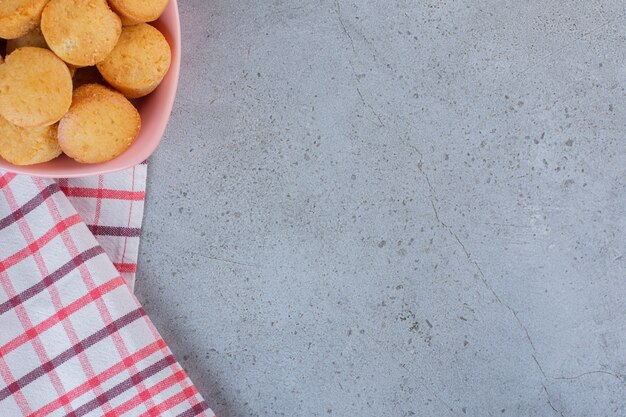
[0,47,72,127]
[0,0,50,39]
[107,0,168,25]
[0,116,61,165]
[58,84,141,163]
[41,0,121,66]
[6,28,76,75]
[6,27,47,54]
[96,23,170,99]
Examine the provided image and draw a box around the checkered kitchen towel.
[0,169,214,416]
[57,165,147,291]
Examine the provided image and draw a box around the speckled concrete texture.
[136,1,626,416]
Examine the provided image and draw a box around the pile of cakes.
[0,0,171,165]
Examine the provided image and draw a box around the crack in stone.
[407,139,562,415]
[514,310,537,351]
[514,12,626,79]
[553,370,626,388]
[543,385,565,417]
[191,252,261,267]
[334,0,356,54]
[188,251,294,270]
[406,143,440,205]
[334,1,384,128]
[533,354,547,378]
[357,88,385,127]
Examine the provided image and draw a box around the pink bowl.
[0,0,181,178]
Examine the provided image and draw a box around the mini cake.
[6,27,47,54]
[0,0,49,39]
[0,116,61,165]
[41,0,121,66]
[107,0,168,25]
[58,84,141,164]
[0,47,72,127]
[97,23,171,99]
[6,28,76,75]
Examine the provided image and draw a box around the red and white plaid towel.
[0,168,214,417]
[57,164,148,291]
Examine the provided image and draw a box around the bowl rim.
[0,0,181,178]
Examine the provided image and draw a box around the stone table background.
[136,1,626,416]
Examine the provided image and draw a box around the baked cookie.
[97,23,170,99]
[6,27,47,54]
[0,0,49,39]
[0,116,61,165]
[70,82,105,102]
[41,0,121,66]
[107,0,168,25]
[6,28,76,75]
[58,84,141,163]
[0,47,72,127]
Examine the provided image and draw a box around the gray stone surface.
[136,1,626,416]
